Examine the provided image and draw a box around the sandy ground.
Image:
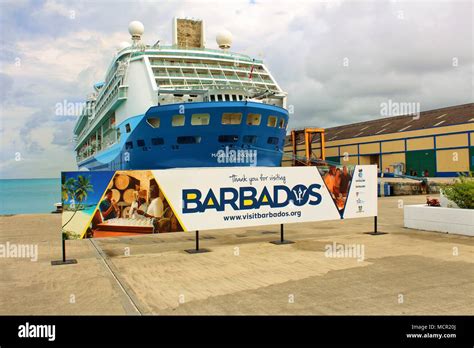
[0,195,473,315]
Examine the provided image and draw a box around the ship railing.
[150,61,269,76]
[77,134,118,162]
[137,46,263,64]
[94,82,126,123]
[155,80,277,92]
[94,76,123,113]
[156,71,272,84]
[76,81,126,148]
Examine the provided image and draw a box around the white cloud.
[37,0,76,18]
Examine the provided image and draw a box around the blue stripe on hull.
[78,101,288,171]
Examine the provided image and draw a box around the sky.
[0,0,472,178]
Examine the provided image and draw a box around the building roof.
[286,103,474,146]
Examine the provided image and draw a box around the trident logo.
[293,187,307,204]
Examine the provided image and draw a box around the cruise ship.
[73,18,289,170]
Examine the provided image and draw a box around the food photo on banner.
[62,170,184,239]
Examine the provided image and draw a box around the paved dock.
[0,195,472,315]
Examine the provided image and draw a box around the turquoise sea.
[0,178,61,215]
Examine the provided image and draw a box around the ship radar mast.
[128,20,145,47]
[216,30,232,50]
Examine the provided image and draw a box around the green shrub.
[442,172,474,209]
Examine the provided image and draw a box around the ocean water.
[0,178,61,214]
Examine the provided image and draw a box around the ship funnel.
[128,21,144,42]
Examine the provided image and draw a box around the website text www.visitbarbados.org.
[223,209,302,221]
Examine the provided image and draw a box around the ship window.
[224,94,230,101]
[172,115,185,126]
[279,117,286,128]
[218,135,239,143]
[267,137,279,145]
[217,95,223,101]
[146,117,160,128]
[125,141,133,150]
[246,113,261,126]
[210,95,215,101]
[137,139,145,147]
[267,116,277,127]
[191,114,210,125]
[151,137,164,145]
[243,135,257,144]
[177,136,201,144]
[125,123,131,133]
[239,95,243,100]
[222,113,242,125]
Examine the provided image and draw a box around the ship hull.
[77,101,288,171]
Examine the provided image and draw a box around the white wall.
[404,204,474,236]
[115,57,157,124]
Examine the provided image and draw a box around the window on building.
[267,137,279,145]
[246,113,261,126]
[137,139,145,147]
[222,113,242,125]
[279,117,286,129]
[151,137,164,145]
[243,135,257,144]
[191,114,210,125]
[267,116,277,127]
[172,114,185,127]
[146,117,160,128]
[218,135,239,143]
[177,136,201,144]
[125,123,131,133]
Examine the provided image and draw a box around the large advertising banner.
[154,165,377,231]
[61,165,377,238]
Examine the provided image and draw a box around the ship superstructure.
[73,18,289,170]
